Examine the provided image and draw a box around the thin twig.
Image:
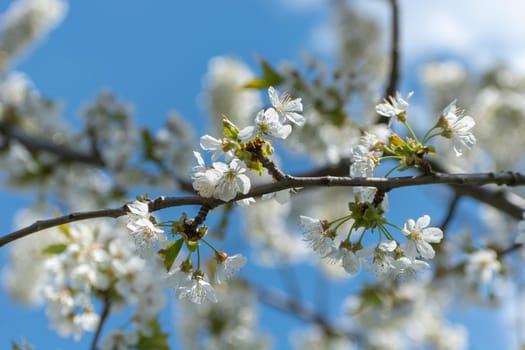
[255,285,348,337]
[90,293,111,350]
[385,0,400,99]
[378,0,400,124]
[440,194,461,232]
[1,171,524,248]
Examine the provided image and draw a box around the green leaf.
[41,243,68,256]
[141,129,159,162]
[136,319,170,350]
[158,238,184,271]
[243,59,283,89]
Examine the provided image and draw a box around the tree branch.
[90,293,111,350]
[384,0,400,100]
[378,0,400,124]
[255,285,350,338]
[1,171,524,248]
[0,121,105,166]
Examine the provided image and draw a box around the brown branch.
[384,0,400,100]
[378,0,401,124]
[255,285,350,338]
[0,121,105,166]
[440,194,461,232]
[90,293,111,350]
[1,171,524,248]
[0,196,205,247]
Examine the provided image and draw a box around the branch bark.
[1,171,524,248]
[0,121,105,166]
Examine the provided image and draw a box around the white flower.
[0,0,67,67]
[126,201,166,257]
[191,151,222,198]
[200,135,232,161]
[300,215,337,259]
[268,86,304,126]
[239,108,292,142]
[440,100,476,157]
[349,145,377,177]
[402,215,443,260]
[372,240,397,281]
[465,249,501,284]
[235,197,256,206]
[126,218,166,257]
[215,253,247,284]
[100,330,138,350]
[375,91,413,119]
[340,246,372,276]
[393,256,430,277]
[127,200,149,218]
[261,189,292,204]
[178,275,218,304]
[353,187,389,211]
[213,159,251,201]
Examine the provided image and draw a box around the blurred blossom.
[465,249,501,285]
[243,198,309,266]
[81,91,138,170]
[200,56,261,132]
[178,284,271,350]
[292,326,355,350]
[0,0,67,70]
[6,219,167,339]
[2,204,64,304]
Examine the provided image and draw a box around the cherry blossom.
[268,86,305,126]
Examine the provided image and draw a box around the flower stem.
[403,120,420,143]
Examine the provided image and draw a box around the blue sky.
[1,0,524,349]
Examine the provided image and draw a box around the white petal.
[285,112,305,126]
[415,215,431,229]
[238,126,256,142]
[200,135,221,150]
[236,174,251,194]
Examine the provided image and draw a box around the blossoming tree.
[1,0,525,349]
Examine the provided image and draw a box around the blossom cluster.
[351,91,477,182]
[300,214,443,280]
[192,86,303,202]
[126,199,248,305]
[39,221,166,340]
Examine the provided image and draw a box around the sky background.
[1,0,524,349]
